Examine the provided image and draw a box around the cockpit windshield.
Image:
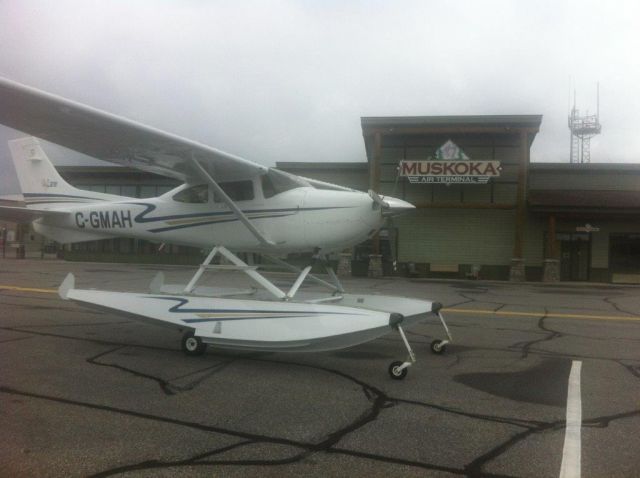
[261,169,309,198]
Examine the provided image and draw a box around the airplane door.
[559,233,590,281]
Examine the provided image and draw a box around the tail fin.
[8,137,109,208]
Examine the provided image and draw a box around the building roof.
[361,114,543,130]
[530,163,640,172]
[529,190,640,211]
[360,115,543,165]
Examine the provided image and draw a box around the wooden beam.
[547,214,557,258]
[513,130,529,259]
[371,131,382,255]
[363,126,540,136]
[414,202,516,210]
[370,131,382,191]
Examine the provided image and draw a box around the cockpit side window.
[261,169,307,199]
[172,184,209,203]
[214,180,255,202]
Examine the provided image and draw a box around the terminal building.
[3,115,640,283]
[280,116,640,283]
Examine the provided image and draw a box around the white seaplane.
[0,77,452,379]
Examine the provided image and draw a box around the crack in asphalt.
[603,296,639,317]
[0,334,34,344]
[493,303,506,312]
[454,291,632,315]
[459,293,508,309]
[0,325,177,352]
[87,346,239,395]
[443,297,476,309]
[616,360,640,379]
[87,441,258,478]
[509,309,562,359]
[582,409,640,428]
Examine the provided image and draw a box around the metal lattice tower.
[568,84,601,163]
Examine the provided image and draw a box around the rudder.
[8,137,99,208]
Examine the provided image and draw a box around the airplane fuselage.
[33,186,389,253]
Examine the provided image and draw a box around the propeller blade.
[368,189,389,210]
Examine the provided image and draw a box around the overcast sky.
[1,0,639,195]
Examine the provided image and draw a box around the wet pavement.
[1,259,639,477]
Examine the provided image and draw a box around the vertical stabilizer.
[8,137,107,208]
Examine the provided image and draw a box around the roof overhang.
[529,189,640,215]
[361,114,542,164]
[361,114,542,134]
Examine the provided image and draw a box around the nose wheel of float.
[430,339,449,354]
[388,361,408,380]
[431,311,453,355]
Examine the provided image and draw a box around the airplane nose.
[380,195,415,216]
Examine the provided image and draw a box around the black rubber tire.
[388,361,408,380]
[181,331,207,356]
[430,339,446,355]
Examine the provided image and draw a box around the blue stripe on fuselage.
[124,202,353,233]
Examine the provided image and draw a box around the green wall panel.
[395,209,515,265]
[492,183,518,203]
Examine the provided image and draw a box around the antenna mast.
[568,83,601,163]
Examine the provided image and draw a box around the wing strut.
[184,245,287,299]
[189,156,275,248]
[264,254,344,294]
[181,246,345,301]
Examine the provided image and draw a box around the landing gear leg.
[388,325,416,380]
[430,311,453,354]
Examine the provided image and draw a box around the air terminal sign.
[400,140,501,184]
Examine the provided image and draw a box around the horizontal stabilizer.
[0,205,69,223]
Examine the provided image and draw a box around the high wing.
[0,77,267,182]
[0,205,69,223]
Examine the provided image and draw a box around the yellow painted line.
[0,285,57,294]
[1,284,638,322]
[444,307,640,322]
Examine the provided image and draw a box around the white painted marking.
[559,360,582,478]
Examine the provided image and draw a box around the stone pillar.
[542,259,560,282]
[543,214,559,282]
[368,254,383,278]
[336,252,352,277]
[510,130,529,283]
[509,258,525,282]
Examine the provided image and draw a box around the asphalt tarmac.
[1,259,639,477]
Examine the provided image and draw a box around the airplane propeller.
[369,162,411,273]
[368,189,389,210]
